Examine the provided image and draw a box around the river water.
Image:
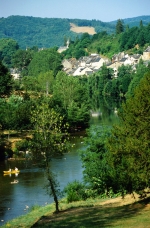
[0,105,118,226]
[0,132,86,226]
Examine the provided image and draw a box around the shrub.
[64,180,87,203]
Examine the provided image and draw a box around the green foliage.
[12,48,37,76]
[88,65,113,100]
[126,62,149,98]
[80,125,113,197]
[0,16,116,49]
[37,71,55,94]
[0,94,34,130]
[64,22,150,59]
[0,61,13,97]
[0,16,150,62]
[63,33,90,59]
[80,72,150,197]
[0,38,19,67]
[28,48,62,77]
[116,19,124,34]
[120,23,150,51]
[75,32,121,59]
[0,127,6,161]
[113,65,133,97]
[14,139,29,153]
[22,76,40,92]
[64,180,87,203]
[107,72,150,194]
[53,72,90,129]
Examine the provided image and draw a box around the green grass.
[1,196,150,228]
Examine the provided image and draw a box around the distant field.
[70,23,96,35]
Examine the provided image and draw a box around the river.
[0,104,119,226]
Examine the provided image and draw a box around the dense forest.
[0,15,150,49]
[0,16,115,49]
[0,16,150,206]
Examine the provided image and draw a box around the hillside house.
[79,54,110,69]
[73,67,93,76]
[112,52,125,63]
[142,46,150,61]
[123,54,141,65]
[58,39,70,53]
[62,58,79,73]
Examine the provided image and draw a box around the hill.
[0,16,115,49]
[0,15,150,49]
[110,15,150,27]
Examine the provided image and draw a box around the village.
[10,46,150,80]
[62,46,150,77]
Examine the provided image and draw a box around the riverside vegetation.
[0,17,150,227]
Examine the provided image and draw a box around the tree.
[37,71,55,95]
[116,19,124,34]
[22,76,40,92]
[107,72,150,195]
[0,38,19,67]
[28,48,62,77]
[30,98,69,212]
[117,65,133,96]
[0,61,13,97]
[12,48,36,76]
[126,61,148,98]
[80,125,113,196]
[53,72,90,129]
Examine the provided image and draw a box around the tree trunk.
[48,175,59,212]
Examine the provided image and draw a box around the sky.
[0,0,150,22]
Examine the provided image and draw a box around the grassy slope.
[1,194,150,228]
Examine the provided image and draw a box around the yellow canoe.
[3,170,20,174]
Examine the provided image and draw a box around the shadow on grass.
[31,196,150,228]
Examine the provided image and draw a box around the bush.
[64,180,87,203]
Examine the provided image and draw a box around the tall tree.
[107,72,150,195]
[126,61,148,98]
[0,61,13,97]
[80,126,113,196]
[116,19,124,34]
[30,98,69,212]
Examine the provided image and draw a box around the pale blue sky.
[0,0,150,22]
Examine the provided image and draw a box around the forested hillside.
[110,15,150,27]
[0,16,115,49]
[0,15,150,49]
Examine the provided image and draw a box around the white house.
[73,67,93,76]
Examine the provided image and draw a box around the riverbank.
[1,193,150,228]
